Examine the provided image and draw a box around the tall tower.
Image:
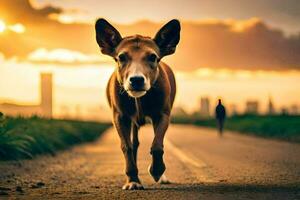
[268,96,275,115]
[40,73,53,118]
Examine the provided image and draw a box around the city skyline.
[0,71,298,121]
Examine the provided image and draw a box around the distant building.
[229,104,238,116]
[280,107,289,115]
[172,106,188,117]
[59,105,70,119]
[290,104,298,115]
[200,97,210,117]
[245,100,259,114]
[268,96,275,115]
[0,73,53,118]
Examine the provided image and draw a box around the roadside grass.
[171,114,300,143]
[0,113,111,160]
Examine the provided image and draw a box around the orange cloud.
[27,48,112,65]
[0,0,62,25]
[0,0,300,71]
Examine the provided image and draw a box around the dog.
[95,18,180,190]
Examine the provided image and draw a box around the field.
[0,113,111,160]
[171,114,300,143]
[1,113,299,161]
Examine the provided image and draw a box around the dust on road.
[0,125,299,199]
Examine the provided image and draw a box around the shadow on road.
[146,183,300,193]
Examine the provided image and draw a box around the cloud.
[0,0,94,58]
[0,0,300,70]
[0,0,62,24]
[27,48,112,65]
[167,18,300,70]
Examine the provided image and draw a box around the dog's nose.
[129,76,145,90]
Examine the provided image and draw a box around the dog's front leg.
[132,123,140,165]
[113,112,144,190]
[149,113,170,182]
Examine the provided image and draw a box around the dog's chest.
[119,88,165,122]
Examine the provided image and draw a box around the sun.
[0,20,6,33]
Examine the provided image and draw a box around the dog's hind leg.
[113,112,144,190]
[149,113,170,182]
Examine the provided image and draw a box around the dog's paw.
[148,163,166,182]
[122,182,144,190]
[158,174,171,184]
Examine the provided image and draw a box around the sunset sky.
[0,0,300,119]
[32,0,300,34]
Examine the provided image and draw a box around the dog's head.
[95,19,180,98]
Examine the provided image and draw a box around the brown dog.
[95,18,180,190]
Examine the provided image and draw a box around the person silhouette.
[215,99,226,136]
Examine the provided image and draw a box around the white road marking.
[165,138,207,168]
[165,138,215,182]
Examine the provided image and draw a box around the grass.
[171,114,300,143]
[0,113,111,160]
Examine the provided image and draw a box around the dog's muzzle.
[129,76,145,91]
[126,76,148,98]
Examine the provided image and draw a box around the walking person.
[215,99,226,136]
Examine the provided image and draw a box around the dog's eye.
[118,53,127,63]
[147,53,157,63]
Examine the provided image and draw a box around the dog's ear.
[154,19,181,57]
[95,18,122,56]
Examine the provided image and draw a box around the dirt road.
[0,125,299,199]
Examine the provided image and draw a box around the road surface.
[0,125,299,199]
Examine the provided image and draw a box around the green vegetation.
[172,114,300,143]
[0,113,111,160]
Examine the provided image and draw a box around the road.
[0,125,299,199]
